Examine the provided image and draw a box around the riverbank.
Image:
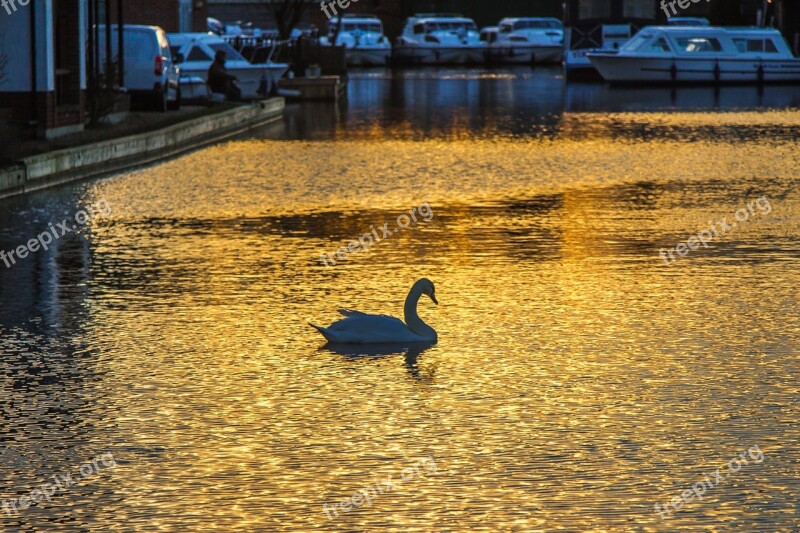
[0,98,284,200]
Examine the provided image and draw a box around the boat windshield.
[513,20,561,30]
[208,42,246,61]
[426,21,477,32]
[342,22,382,33]
[621,32,653,52]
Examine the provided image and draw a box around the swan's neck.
[404,288,435,340]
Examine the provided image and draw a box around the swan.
[311,278,438,344]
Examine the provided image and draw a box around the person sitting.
[207,50,241,101]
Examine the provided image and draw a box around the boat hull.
[589,55,800,84]
[178,64,288,98]
[346,47,391,67]
[487,45,563,65]
[393,45,486,65]
[565,49,604,81]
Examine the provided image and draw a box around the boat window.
[170,45,181,58]
[675,37,722,53]
[500,23,513,33]
[649,38,671,53]
[509,36,528,42]
[413,23,425,34]
[733,38,779,53]
[187,46,212,61]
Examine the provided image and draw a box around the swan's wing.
[315,313,418,343]
[338,308,369,317]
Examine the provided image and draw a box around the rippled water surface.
[1,68,799,531]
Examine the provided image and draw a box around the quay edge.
[0,98,285,200]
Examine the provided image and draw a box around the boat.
[587,26,800,84]
[320,14,391,66]
[394,14,484,65]
[563,0,657,80]
[485,18,564,65]
[168,33,288,99]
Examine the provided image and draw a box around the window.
[500,23,513,34]
[649,38,671,53]
[765,39,778,53]
[624,0,655,18]
[579,0,611,18]
[187,46,211,61]
[676,37,722,53]
[413,23,425,34]
[734,38,779,54]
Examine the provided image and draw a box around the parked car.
[97,24,181,111]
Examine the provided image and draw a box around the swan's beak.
[430,293,438,305]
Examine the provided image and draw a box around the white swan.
[311,278,438,344]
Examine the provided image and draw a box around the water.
[1,67,799,531]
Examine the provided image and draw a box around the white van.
[97,25,181,111]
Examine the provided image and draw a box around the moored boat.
[394,14,484,65]
[321,15,392,67]
[486,17,564,65]
[588,26,800,84]
[168,33,288,99]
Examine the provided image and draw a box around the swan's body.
[311,278,438,344]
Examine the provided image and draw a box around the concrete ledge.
[1,98,284,199]
[279,76,347,101]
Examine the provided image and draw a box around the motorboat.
[320,15,391,66]
[587,26,800,84]
[168,33,288,99]
[486,18,564,65]
[394,14,484,65]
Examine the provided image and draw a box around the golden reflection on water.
[1,110,799,531]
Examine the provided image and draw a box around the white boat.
[168,33,288,99]
[320,15,391,67]
[588,26,800,84]
[485,18,564,65]
[394,14,484,65]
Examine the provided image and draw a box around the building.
[0,0,207,143]
[208,0,563,40]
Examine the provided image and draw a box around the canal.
[1,67,799,530]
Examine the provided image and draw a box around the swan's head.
[415,278,438,305]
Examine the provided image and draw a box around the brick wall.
[122,0,208,32]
